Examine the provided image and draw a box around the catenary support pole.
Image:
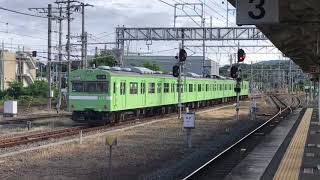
[47,4,52,111]
[67,0,71,112]
[81,3,85,69]
[57,6,63,113]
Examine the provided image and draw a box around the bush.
[25,80,49,97]
[6,81,24,99]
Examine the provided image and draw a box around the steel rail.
[183,95,297,180]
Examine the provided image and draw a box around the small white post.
[318,76,320,123]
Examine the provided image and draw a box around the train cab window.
[189,84,193,92]
[97,82,108,92]
[157,83,162,93]
[72,82,84,92]
[120,82,126,95]
[141,83,146,94]
[148,83,155,94]
[164,83,169,93]
[130,82,138,94]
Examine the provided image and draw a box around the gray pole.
[47,4,52,111]
[81,3,85,69]
[178,29,185,119]
[84,32,88,68]
[202,2,206,77]
[226,0,229,27]
[318,76,320,123]
[57,6,63,113]
[174,4,176,28]
[250,61,253,94]
[289,60,292,94]
[0,41,3,91]
[67,0,71,111]
[108,146,113,180]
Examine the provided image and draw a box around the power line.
[0,6,46,18]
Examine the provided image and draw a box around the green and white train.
[69,66,249,123]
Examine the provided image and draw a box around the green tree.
[6,81,25,99]
[91,53,117,67]
[25,80,49,97]
[143,61,162,71]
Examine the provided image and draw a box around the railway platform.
[225,103,320,180]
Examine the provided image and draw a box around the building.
[123,56,220,76]
[0,51,37,91]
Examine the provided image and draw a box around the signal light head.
[179,49,187,62]
[237,49,246,63]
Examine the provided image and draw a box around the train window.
[206,84,209,91]
[176,84,184,93]
[171,83,174,93]
[198,84,201,92]
[141,83,146,94]
[97,82,108,92]
[120,82,126,95]
[189,84,193,92]
[157,83,162,93]
[86,82,97,93]
[148,83,155,93]
[113,82,116,94]
[164,83,169,93]
[72,82,84,92]
[130,82,138,94]
[96,75,106,80]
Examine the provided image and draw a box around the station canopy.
[229,0,320,74]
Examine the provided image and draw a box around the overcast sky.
[0,0,281,65]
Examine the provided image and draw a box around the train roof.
[72,66,237,82]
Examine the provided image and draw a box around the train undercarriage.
[72,96,248,124]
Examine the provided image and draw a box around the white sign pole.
[184,112,195,148]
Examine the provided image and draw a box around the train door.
[119,81,127,109]
[141,81,146,106]
[113,81,117,108]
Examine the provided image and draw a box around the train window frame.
[148,83,155,94]
[140,83,146,94]
[198,84,201,92]
[120,82,126,95]
[72,82,84,92]
[130,82,138,95]
[164,83,169,93]
[189,84,193,92]
[157,83,162,93]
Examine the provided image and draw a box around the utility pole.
[66,0,72,111]
[0,41,3,91]
[81,3,85,69]
[56,6,63,113]
[178,29,185,119]
[47,4,52,111]
[202,1,206,77]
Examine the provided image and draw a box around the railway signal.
[179,49,187,62]
[230,66,239,79]
[237,49,246,62]
[172,65,180,77]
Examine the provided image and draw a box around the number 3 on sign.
[236,0,279,25]
[248,0,265,20]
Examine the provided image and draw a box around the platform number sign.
[236,0,279,25]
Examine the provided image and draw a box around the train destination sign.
[236,0,279,25]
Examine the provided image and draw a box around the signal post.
[231,49,246,120]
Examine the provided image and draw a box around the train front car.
[69,68,111,123]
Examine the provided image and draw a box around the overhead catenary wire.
[0,6,47,18]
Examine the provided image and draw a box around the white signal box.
[183,112,195,129]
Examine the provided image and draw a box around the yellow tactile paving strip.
[273,108,313,180]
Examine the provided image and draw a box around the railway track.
[183,94,302,180]
[0,100,246,149]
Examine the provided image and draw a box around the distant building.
[0,51,37,91]
[123,56,220,76]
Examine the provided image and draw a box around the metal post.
[178,29,185,119]
[174,4,176,28]
[318,75,320,123]
[108,145,113,180]
[202,1,206,77]
[79,130,83,144]
[187,129,192,148]
[226,0,229,27]
[250,61,253,94]
[47,4,52,112]
[67,0,71,112]
[84,32,88,68]
[81,3,85,69]
[57,6,63,113]
[0,41,3,91]
[289,60,292,94]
